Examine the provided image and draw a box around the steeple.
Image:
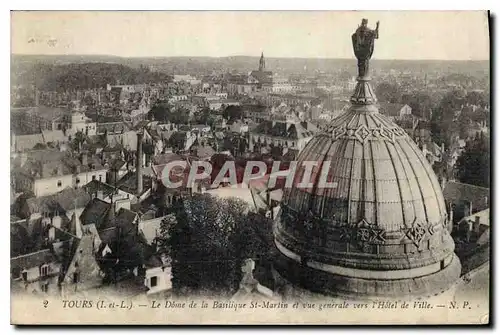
[259,52,266,71]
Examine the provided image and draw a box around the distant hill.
[11,54,489,90]
[11,61,173,91]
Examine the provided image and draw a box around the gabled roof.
[41,130,67,143]
[249,70,273,85]
[191,145,216,160]
[114,208,138,236]
[11,249,56,270]
[59,225,103,289]
[80,198,112,230]
[459,208,490,228]
[378,102,408,117]
[26,187,92,215]
[13,133,44,152]
[139,216,169,245]
[83,180,116,199]
[252,120,317,139]
[443,181,490,211]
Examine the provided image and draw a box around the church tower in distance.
[259,52,266,71]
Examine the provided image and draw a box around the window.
[99,175,102,182]
[150,276,158,287]
[41,283,49,293]
[92,175,96,181]
[40,264,49,277]
[21,270,28,282]
[57,180,62,187]
[76,178,80,184]
[73,272,80,284]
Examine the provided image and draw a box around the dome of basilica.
[273,23,461,299]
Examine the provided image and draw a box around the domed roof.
[274,103,461,298]
[273,28,460,298]
[284,107,448,235]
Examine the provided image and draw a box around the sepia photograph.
[9,10,491,325]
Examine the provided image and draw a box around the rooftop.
[80,198,112,230]
[26,187,92,215]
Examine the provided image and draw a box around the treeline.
[12,63,172,91]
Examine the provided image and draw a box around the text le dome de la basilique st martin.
[159,160,339,190]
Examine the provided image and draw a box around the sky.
[11,11,490,60]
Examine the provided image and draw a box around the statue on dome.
[352,19,380,79]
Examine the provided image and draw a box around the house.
[20,187,92,221]
[137,214,174,295]
[98,122,129,135]
[190,144,216,161]
[11,249,62,296]
[115,171,153,203]
[456,208,490,245]
[144,125,166,157]
[443,181,490,221]
[227,119,249,134]
[249,119,318,154]
[378,102,412,121]
[11,133,45,152]
[167,130,197,152]
[453,208,490,274]
[79,197,112,231]
[41,130,68,146]
[13,150,108,197]
[69,111,97,136]
[143,254,172,296]
[59,224,104,297]
[420,141,445,166]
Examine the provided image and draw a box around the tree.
[148,103,171,122]
[167,194,263,296]
[194,107,212,125]
[465,91,486,107]
[157,214,177,257]
[403,92,433,119]
[222,105,244,121]
[375,82,402,103]
[431,90,465,147]
[455,133,490,187]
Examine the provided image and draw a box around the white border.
[2,1,497,333]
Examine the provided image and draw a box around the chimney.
[136,131,144,195]
[48,227,55,241]
[52,215,62,229]
[69,212,83,238]
[474,215,481,234]
[97,190,104,200]
[108,198,116,224]
[448,204,454,232]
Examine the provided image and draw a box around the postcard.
[10,10,490,325]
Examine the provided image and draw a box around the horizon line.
[11,53,489,62]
